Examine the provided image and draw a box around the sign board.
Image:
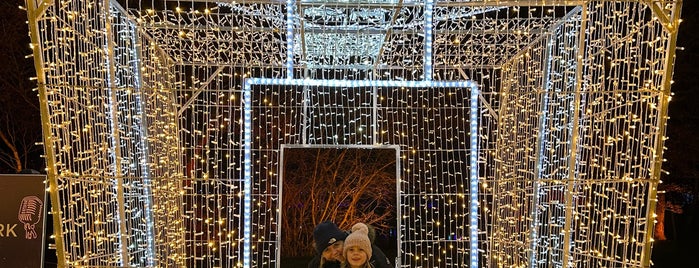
[0,174,47,268]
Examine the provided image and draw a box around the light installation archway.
[242,78,480,267]
[25,0,683,267]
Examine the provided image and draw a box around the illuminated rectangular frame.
[242,78,480,267]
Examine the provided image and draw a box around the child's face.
[345,245,368,267]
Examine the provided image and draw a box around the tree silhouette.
[0,0,42,173]
[281,148,397,258]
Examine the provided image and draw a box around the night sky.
[664,1,699,184]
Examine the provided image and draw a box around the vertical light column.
[26,0,67,266]
[286,0,295,79]
[562,4,589,267]
[469,83,479,267]
[372,85,378,143]
[131,22,156,267]
[529,36,555,268]
[642,1,683,265]
[243,80,253,267]
[103,0,129,265]
[424,0,433,81]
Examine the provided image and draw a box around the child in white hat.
[342,223,373,268]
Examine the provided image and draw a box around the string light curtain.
[26,0,185,266]
[25,0,682,267]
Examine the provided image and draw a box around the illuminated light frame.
[424,0,434,81]
[285,0,294,78]
[103,15,129,266]
[242,78,480,267]
[527,37,556,268]
[130,22,157,267]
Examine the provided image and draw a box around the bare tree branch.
[0,0,42,173]
[0,128,22,172]
[281,148,397,258]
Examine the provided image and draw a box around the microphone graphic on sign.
[18,196,42,239]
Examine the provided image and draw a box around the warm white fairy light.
[26,0,682,268]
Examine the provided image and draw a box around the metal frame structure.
[24,0,683,267]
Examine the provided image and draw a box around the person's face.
[345,245,368,268]
[322,240,344,262]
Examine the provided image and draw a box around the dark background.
[0,0,697,267]
[649,1,699,267]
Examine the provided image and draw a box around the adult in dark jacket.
[307,221,392,268]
